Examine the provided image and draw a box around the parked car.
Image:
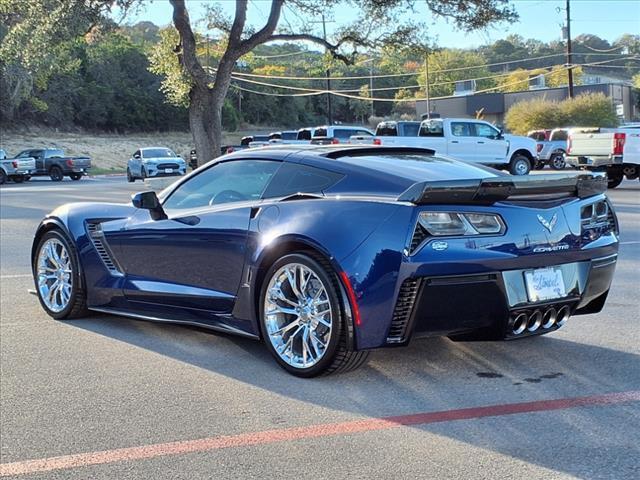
[31,145,617,377]
[312,126,374,144]
[528,128,568,170]
[14,148,91,181]
[373,120,422,141]
[0,149,36,184]
[127,147,187,182]
[565,126,640,188]
[374,118,537,175]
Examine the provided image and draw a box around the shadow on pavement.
[70,312,640,478]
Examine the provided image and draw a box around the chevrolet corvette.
[31,146,619,377]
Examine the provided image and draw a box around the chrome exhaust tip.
[527,310,543,332]
[556,306,571,326]
[512,313,528,335]
[542,307,557,329]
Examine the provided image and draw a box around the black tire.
[259,252,369,377]
[607,173,623,189]
[24,176,31,181]
[509,154,531,175]
[127,168,135,182]
[32,229,88,320]
[12,176,24,183]
[0,170,6,185]
[550,152,566,170]
[69,173,82,181]
[49,166,64,182]
[534,161,545,170]
[141,166,147,179]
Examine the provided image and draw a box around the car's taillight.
[66,159,74,167]
[581,199,617,241]
[12,160,18,168]
[331,138,340,144]
[373,138,382,145]
[567,136,572,154]
[536,143,543,153]
[226,147,234,153]
[612,132,625,155]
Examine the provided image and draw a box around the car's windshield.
[142,148,176,158]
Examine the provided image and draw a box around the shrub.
[561,92,617,128]
[505,92,618,134]
[504,97,567,135]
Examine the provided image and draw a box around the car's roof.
[141,147,174,150]
[221,145,500,192]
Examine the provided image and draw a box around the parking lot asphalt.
[1,175,639,479]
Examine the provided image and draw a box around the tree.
[167,0,518,164]
[352,85,371,123]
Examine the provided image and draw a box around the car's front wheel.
[33,229,88,319]
[127,168,134,183]
[260,253,369,377]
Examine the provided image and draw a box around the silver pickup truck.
[0,149,36,184]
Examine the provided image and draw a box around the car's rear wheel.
[550,152,566,170]
[0,170,6,185]
[33,230,88,319]
[260,253,369,377]
[12,175,24,183]
[49,166,64,182]
[509,154,531,175]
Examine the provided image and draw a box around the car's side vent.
[85,222,123,276]
[409,223,429,254]
[387,278,421,343]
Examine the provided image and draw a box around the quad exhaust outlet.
[510,305,571,336]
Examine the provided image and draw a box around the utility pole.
[322,14,333,125]
[565,0,574,98]
[424,51,431,119]
[369,60,374,117]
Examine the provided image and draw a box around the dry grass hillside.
[0,127,277,173]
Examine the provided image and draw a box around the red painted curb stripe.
[1,390,638,477]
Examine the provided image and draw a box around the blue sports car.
[31,146,618,377]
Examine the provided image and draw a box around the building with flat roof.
[416,83,636,126]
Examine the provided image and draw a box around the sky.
[116,0,640,49]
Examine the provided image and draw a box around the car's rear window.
[402,123,420,136]
[376,125,398,136]
[281,131,297,140]
[313,128,328,138]
[46,149,65,158]
[297,129,313,140]
[143,148,176,158]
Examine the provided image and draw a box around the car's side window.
[473,123,499,138]
[451,122,472,137]
[262,163,344,199]
[163,159,281,211]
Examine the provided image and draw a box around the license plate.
[165,168,173,173]
[524,267,567,302]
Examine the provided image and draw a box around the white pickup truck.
[373,118,538,175]
[565,125,640,188]
[0,149,36,184]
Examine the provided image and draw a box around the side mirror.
[132,191,167,220]
[133,154,141,159]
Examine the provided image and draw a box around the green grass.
[89,167,126,176]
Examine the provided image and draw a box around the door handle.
[451,140,459,144]
[477,141,485,144]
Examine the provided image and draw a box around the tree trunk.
[188,84,222,167]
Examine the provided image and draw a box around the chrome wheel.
[37,238,73,313]
[513,158,529,175]
[263,263,333,369]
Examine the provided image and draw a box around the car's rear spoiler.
[398,172,607,204]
